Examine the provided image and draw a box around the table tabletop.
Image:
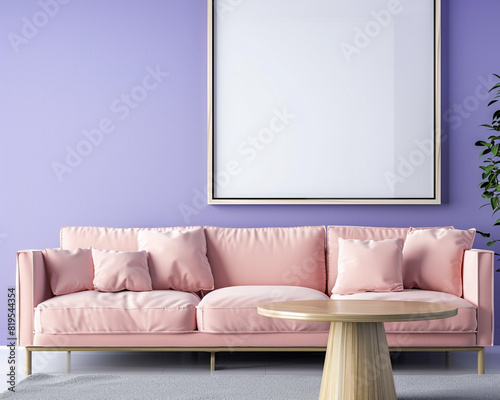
[257,299,458,323]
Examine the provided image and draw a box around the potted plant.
[475,73,500,271]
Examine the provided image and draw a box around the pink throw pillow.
[137,228,214,291]
[402,228,476,297]
[332,237,404,295]
[42,248,94,295]
[91,248,152,292]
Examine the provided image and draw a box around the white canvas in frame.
[208,0,440,204]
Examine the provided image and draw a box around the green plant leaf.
[480,148,492,158]
[488,173,498,184]
[483,171,496,180]
[477,74,500,274]
[488,83,500,92]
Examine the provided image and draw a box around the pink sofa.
[17,225,494,375]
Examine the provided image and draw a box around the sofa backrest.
[326,226,409,294]
[204,226,326,292]
[60,226,199,251]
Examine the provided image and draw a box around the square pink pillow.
[91,248,152,292]
[402,228,476,296]
[332,237,404,295]
[137,228,214,291]
[42,248,94,295]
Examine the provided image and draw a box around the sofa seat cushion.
[35,290,200,334]
[197,286,331,333]
[331,289,477,333]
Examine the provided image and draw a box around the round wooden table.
[258,300,457,400]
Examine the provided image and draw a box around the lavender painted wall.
[0,0,498,345]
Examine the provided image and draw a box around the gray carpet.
[1,373,499,400]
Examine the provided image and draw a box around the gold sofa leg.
[478,347,485,374]
[25,348,32,376]
[210,352,216,371]
[66,351,71,372]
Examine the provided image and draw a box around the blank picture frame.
[208,0,441,204]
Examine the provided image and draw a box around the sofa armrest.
[17,250,53,346]
[463,249,495,346]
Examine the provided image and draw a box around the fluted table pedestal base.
[319,321,396,400]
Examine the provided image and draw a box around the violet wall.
[0,0,498,344]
